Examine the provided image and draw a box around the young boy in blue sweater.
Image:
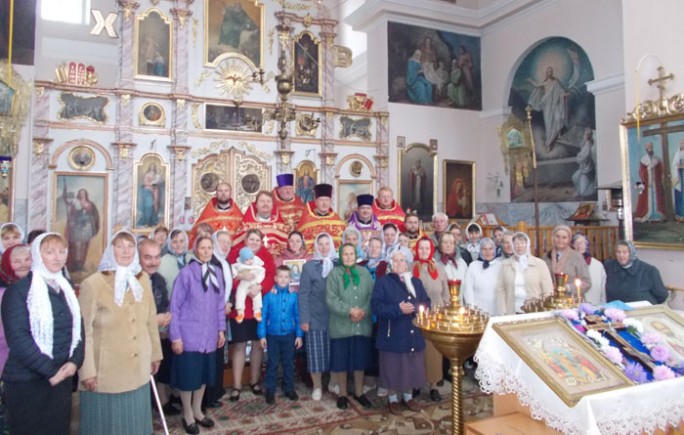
[257,266,304,404]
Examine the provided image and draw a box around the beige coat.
[410,261,450,306]
[78,272,162,394]
[496,256,553,315]
[542,248,592,294]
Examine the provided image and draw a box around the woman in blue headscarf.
[605,240,668,304]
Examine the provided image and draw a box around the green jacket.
[325,266,373,339]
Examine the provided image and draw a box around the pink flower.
[604,308,626,323]
[603,346,623,364]
[574,324,587,334]
[653,365,676,381]
[651,345,671,363]
[561,309,579,322]
[642,332,663,347]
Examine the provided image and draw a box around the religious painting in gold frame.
[443,159,475,220]
[204,0,264,68]
[620,107,684,250]
[51,172,108,284]
[493,317,633,407]
[0,157,14,223]
[139,102,166,127]
[67,146,96,171]
[134,8,173,81]
[292,31,321,97]
[397,143,437,221]
[627,306,684,366]
[294,160,317,204]
[132,153,170,230]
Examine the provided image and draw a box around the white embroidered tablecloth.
[474,309,684,434]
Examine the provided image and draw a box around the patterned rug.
[154,375,492,434]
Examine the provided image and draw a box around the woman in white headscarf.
[298,232,337,401]
[2,233,83,435]
[159,228,190,297]
[78,230,162,435]
[496,232,553,315]
[462,237,502,315]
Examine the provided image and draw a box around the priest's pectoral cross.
[584,315,657,372]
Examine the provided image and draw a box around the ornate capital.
[32,138,53,159]
[112,141,135,160]
[374,154,389,169]
[274,150,295,166]
[176,99,186,110]
[171,8,193,29]
[117,0,140,22]
[168,145,191,162]
[319,152,337,167]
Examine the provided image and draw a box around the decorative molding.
[32,138,53,159]
[479,106,512,120]
[171,8,193,29]
[50,138,115,170]
[112,141,135,160]
[168,145,191,161]
[586,74,625,96]
[117,0,140,22]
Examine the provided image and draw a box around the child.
[398,233,411,250]
[232,247,266,323]
[257,266,303,404]
[0,223,24,254]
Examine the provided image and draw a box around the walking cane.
[150,375,170,435]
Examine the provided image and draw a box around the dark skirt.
[155,338,173,384]
[330,336,373,372]
[171,351,216,391]
[305,329,330,373]
[80,383,152,435]
[378,350,426,392]
[5,378,73,435]
[203,345,227,405]
[229,318,258,343]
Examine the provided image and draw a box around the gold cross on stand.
[647,66,675,102]
[584,315,657,372]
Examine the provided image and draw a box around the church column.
[111,142,136,229]
[374,113,389,188]
[319,25,336,108]
[115,1,138,171]
[28,138,53,231]
[170,4,192,94]
[168,145,190,227]
[116,1,139,89]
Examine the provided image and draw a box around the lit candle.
[574,278,582,301]
[419,305,425,322]
[458,306,466,324]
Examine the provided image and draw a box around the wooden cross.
[647,66,675,102]
[584,314,657,372]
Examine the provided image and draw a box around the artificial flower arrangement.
[558,303,684,383]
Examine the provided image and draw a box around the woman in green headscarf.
[325,243,374,410]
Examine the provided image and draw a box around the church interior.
[2,0,684,433]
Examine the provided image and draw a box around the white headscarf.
[27,233,81,359]
[0,222,25,255]
[313,232,337,278]
[512,232,531,271]
[98,230,144,307]
[211,230,233,301]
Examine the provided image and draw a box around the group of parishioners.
[0,172,669,434]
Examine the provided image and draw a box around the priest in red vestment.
[372,186,406,232]
[190,182,243,246]
[297,183,346,254]
[232,191,289,257]
[347,193,382,251]
[272,173,305,233]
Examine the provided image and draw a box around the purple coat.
[169,261,226,353]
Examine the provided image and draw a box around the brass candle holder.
[414,280,488,435]
[542,272,581,310]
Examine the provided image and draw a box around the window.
[41,0,91,25]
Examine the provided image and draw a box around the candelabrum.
[522,273,583,312]
[414,280,489,435]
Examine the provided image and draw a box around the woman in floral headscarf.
[78,230,161,435]
[326,243,374,410]
[410,236,449,401]
[605,240,668,304]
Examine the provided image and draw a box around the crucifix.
[584,315,657,372]
[647,66,675,102]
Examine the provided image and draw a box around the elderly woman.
[2,234,83,435]
[447,223,472,265]
[326,243,374,410]
[78,231,162,435]
[361,236,388,281]
[462,238,502,315]
[276,231,312,291]
[170,236,226,434]
[411,237,448,401]
[605,241,668,304]
[497,232,553,315]
[226,229,275,401]
[342,227,365,261]
[383,223,413,264]
[299,233,336,401]
[0,223,24,255]
[543,225,591,295]
[435,232,467,283]
[159,228,190,296]
[0,244,32,374]
[572,233,606,305]
[372,250,430,414]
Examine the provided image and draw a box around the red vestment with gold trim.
[232,202,289,257]
[272,189,305,233]
[191,198,243,246]
[297,201,346,254]
[372,199,406,232]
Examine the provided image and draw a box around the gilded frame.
[627,306,684,365]
[397,143,437,221]
[620,113,684,250]
[139,102,166,127]
[292,30,322,97]
[294,160,318,204]
[51,172,108,284]
[443,159,475,220]
[134,8,173,82]
[0,157,14,222]
[337,180,373,222]
[493,317,633,407]
[67,145,96,171]
[132,153,170,230]
[204,0,264,69]
[205,103,263,133]
[57,93,109,124]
